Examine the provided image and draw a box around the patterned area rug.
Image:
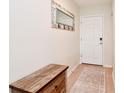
[70,66,105,93]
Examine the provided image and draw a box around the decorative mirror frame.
[51,1,75,31]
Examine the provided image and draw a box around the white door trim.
[80,15,104,66]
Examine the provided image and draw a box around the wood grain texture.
[10,64,69,93]
[67,64,114,93]
[105,68,115,93]
[11,89,22,93]
[39,71,66,93]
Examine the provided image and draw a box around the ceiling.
[73,0,113,7]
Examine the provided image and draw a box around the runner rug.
[70,66,105,93]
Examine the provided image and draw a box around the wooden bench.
[9,64,69,93]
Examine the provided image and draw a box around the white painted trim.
[103,65,112,68]
[80,15,105,66]
[80,59,85,64]
[71,63,79,72]
[112,71,115,86]
[67,63,79,77]
[80,14,104,18]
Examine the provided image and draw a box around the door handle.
[100,42,103,44]
[100,38,103,41]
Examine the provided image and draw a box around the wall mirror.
[51,1,75,31]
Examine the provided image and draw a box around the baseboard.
[112,71,115,86]
[71,63,79,72]
[67,63,79,77]
[103,64,112,68]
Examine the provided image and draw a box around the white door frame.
[80,14,104,66]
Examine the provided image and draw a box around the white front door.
[80,16,103,65]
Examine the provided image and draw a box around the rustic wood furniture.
[9,64,69,93]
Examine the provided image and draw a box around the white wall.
[112,0,115,84]
[80,4,114,67]
[10,0,80,83]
